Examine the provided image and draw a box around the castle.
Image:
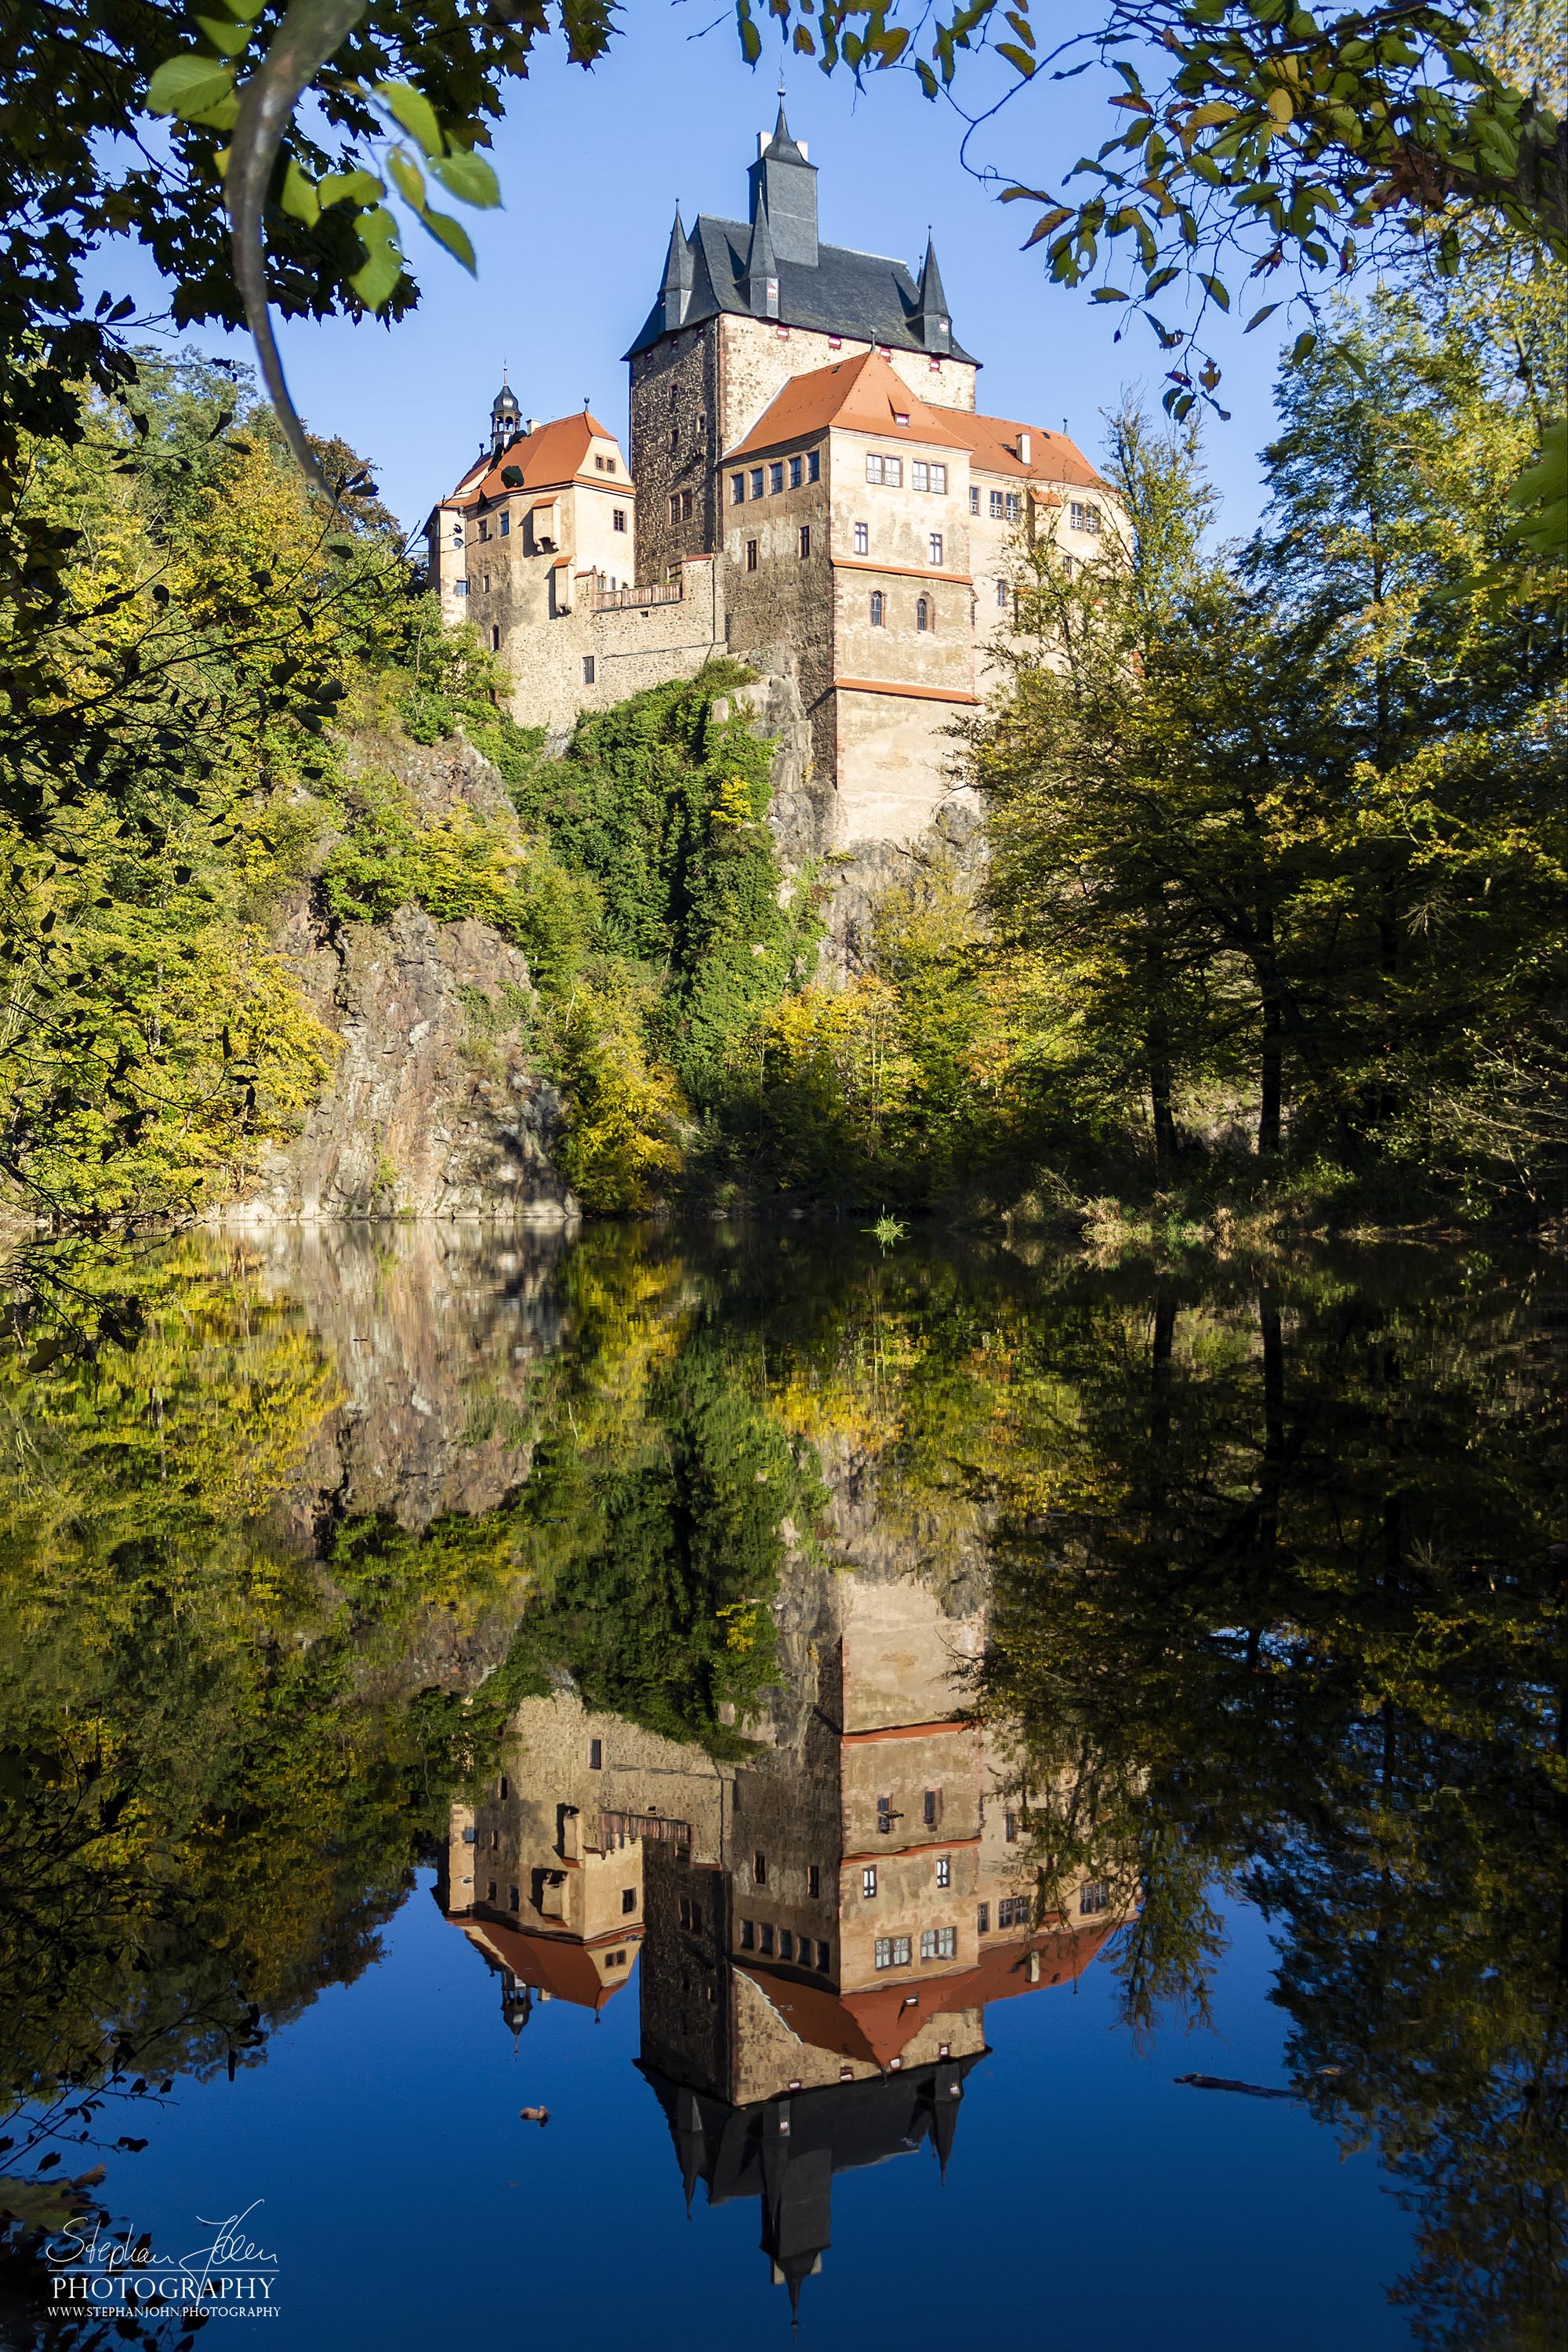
[426,100,1112,848]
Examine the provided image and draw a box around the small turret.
[490,372,521,453]
[913,234,952,354]
[659,204,695,334]
[742,194,779,320]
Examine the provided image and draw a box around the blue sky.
[104,9,1300,543]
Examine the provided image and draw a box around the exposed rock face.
[225,896,575,1225]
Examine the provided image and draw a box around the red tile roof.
[454,1915,633,2011]
[942,408,1106,491]
[443,412,624,509]
[728,350,973,461]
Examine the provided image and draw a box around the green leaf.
[279,159,321,227]
[387,149,427,212]
[319,169,387,209]
[350,208,405,310]
[429,149,502,209]
[1244,301,1279,331]
[1144,265,1179,296]
[376,79,445,159]
[1288,330,1318,365]
[1091,287,1129,302]
[147,54,234,118]
[1022,206,1072,249]
[735,0,761,65]
[1197,271,1230,311]
[996,42,1036,76]
[417,207,478,274]
[194,13,253,56]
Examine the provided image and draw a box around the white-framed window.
[1006,491,1022,521]
[875,1936,912,1969]
[996,577,1009,608]
[582,655,594,684]
[613,507,627,532]
[930,462,947,493]
[731,474,745,505]
[970,485,980,514]
[1071,500,1102,534]
[929,532,943,566]
[935,1856,951,1888]
[893,408,909,426]
[884,455,902,487]
[989,488,1005,518]
[1004,1809,1018,1842]
[854,521,869,556]
[770,461,785,494]
[998,1895,1028,1928]
[866,453,885,485]
[454,579,469,596]
[1080,1881,1111,1914]
[920,1926,957,1961]
[977,1902,990,1933]
[912,459,928,492]
[862,1865,878,1898]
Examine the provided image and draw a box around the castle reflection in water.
[435,1569,1127,2312]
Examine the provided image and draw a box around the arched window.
[869,590,884,626]
[916,597,930,633]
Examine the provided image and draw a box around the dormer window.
[894,411,909,426]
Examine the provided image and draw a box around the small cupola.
[490,372,521,452]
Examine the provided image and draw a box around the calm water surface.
[1,1227,1560,2351]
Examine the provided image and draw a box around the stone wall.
[627,325,720,583]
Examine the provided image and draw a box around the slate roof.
[626,215,979,364]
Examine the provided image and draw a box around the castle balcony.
[592,574,684,613]
[601,1808,691,1852]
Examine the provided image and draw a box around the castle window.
[913,460,927,492]
[924,1790,941,1827]
[769,462,784,494]
[613,507,626,532]
[750,468,764,499]
[595,454,616,473]
[916,597,930,632]
[929,532,943,566]
[884,456,902,487]
[854,521,869,556]
[731,474,745,505]
[589,1738,602,1768]
[798,524,811,560]
[753,1851,768,1885]
[1070,500,1102,535]
[490,626,500,652]
[893,410,909,427]
[482,572,491,592]
[499,1777,509,1799]
[740,1918,755,1949]
[499,513,510,535]
[1080,1881,1110,1915]
[1007,492,1022,521]
[920,1927,957,1961]
[454,579,468,595]
[759,1922,775,1956]
[808,450,819,481]
[817,1940,831,1969]
[935,1856,951,1888]
[874,1936,911,1969]
[808,1864,820,1898]
[670,428,678,452]
[622,1886,637,1914]
[582,655,595,685]
[977,1903,990,1933]
[746,539,758,572]
[996,577,1009,608]
[970,486,980,514]
[509,1885,520,1911]
[862,1866,877,1898]
[779,1928,794,1961]
[930,463,946,493]
[877,1795,893,1832]
[869,590,884,626]
[668,490,695,524]
[488,1881,497,1901]
[866,453,884,485]
[478,517,489,541]
[1004,1809,1018,1842]
[829,336,842,350]
[789,456,802,488]
[990,489,1005,518]
[776,324,789,338]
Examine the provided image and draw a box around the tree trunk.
[1259,993,1283,1156]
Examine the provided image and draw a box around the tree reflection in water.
[0,1229,1559,2346]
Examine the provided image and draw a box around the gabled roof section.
[437,412,622,510]
[626,216,979,364]
[726,350,972,461]
[943,408,1107,492]
[454,1914,634,2012]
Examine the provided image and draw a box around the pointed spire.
[913,231,952,354]
[660,202,693,331]
[743,192,779,318]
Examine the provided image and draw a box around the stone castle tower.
[426,103,1116,850]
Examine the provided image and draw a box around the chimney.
[1019,431,1032,464]
[524,419,536,434]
